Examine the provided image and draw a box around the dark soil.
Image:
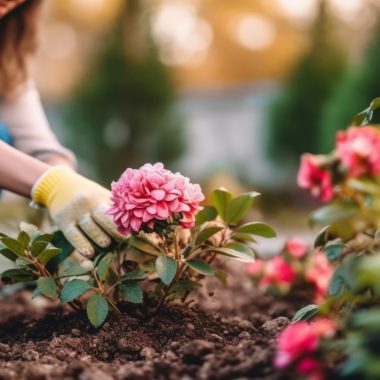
[0,264,311,380]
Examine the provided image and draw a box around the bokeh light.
[232,14,277,51]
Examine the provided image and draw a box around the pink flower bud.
[285,238,308,258]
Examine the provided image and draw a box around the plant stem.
[156,261,186,311]
[174,234,180,261]
[181,251,218,304]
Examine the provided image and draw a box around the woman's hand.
[32,165,123,257]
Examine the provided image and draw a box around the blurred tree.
[266,1,345,164]
[63,0,184,184]
[319,24,380,152]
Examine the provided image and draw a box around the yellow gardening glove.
[32,165,123,257]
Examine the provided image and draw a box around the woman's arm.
[0,81,76,169]
[0,140,49,197]
[0,141,123,257]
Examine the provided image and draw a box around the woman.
[0,0,122,257]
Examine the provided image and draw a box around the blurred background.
[3,0,380,250]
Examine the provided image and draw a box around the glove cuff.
[31,165,74,207]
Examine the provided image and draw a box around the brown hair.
[0,0,43,97]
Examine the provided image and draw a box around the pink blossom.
[107,163,205,235]
[306,252,333,304]
[312,318,335,338]
[274,322,319,368]
[275,318,335,376]
[297,154,334,203]
[258,256,296,290]
[285,238,308,258]
[297,357,324,380]
[336,126,380,177]
[266,256,296,285]
[246,260,264,276]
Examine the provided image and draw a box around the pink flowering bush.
[274,318,336,380]
[288,98,380,379]
[246,238,333,303]
[108,163,204,235]
[336,126,380,178]
[297,124,380,210]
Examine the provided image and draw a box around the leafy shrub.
[275,97,380,379]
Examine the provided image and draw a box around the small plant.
[0,163,276,327]
[246,238,333,304]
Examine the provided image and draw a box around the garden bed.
[0,264,310,380]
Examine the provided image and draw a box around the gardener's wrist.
[31,165,75,207]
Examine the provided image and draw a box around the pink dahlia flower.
[107,163,204,235]
[297,154,333,203]
[336,126,380,178]
[285,238,308,258]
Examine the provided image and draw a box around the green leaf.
[15,257,33,268]
[230,233,257,243]
[31,241,48,257]
[186,259,214,276]
[17,231,30,249]
[292,304,319,323]
[324,240,344,261]
[236,222,276,238]
[37,247,61,265]
[347,178,380,195]
[32,287,42,299]
[195,206,218,226]
[211,188,233,221]
[37,277,58,299]
[170,279,201,298]
[46,231,75,274]
[155,256,177,285]
[120,282,143,303]
[60,279,92,303]
[329,266,345,296]
[195,226,224,245]
[351,97,380,125]
[225,192,259,225]
[60,265,91,278]
[310,201,358,225]
[214,271,228,286]
[122,270,146,281]
[0,245,18,262]
[314,225,333,248]
[1,268,36,284]
[224,242,255,261]
[32,233,53,243]
[86,294,109,328]
[128,235,163,256]
[96,254,113,283]
[204,245,255,262]
[0,237,25,257]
